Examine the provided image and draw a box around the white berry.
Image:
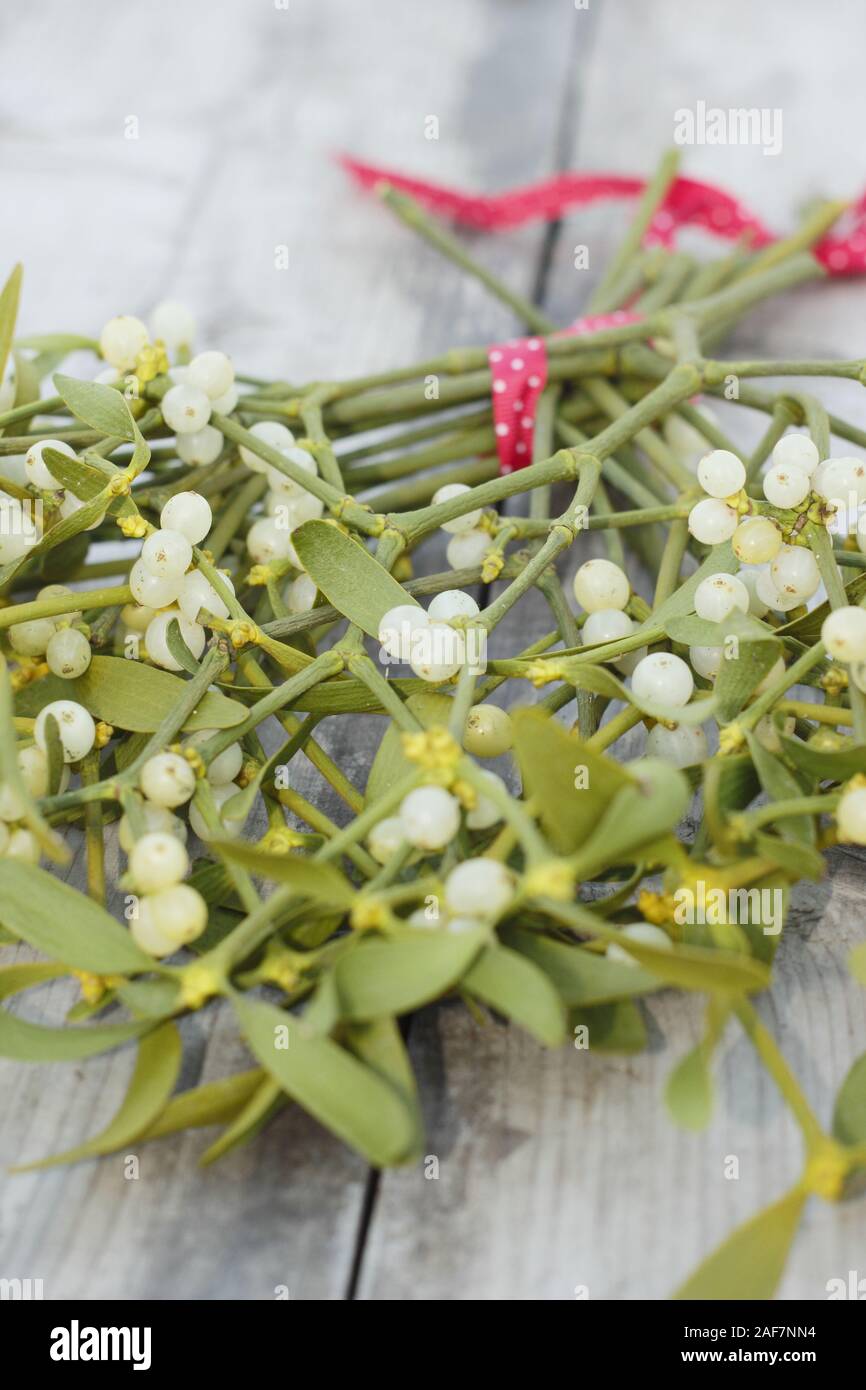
[160,491,212,545]
[285,573,317,614]
[176,425,224,467]
[129,832,189,892]
[178,569,234,624]
[409,624,465,682]
[140,752,196,807]
[129,559,183,610]
[631,652,694,708]
[46,627,92,679]
[444,858,513,918]
[100,315,149,371]
[145,608,206,671]
[246,516,298,566]
[35,700,96,763]
[821,606,866,663]
[606,922,672,965]
[25,438,75,491]
[266,445,318,497]
[446,529,494,570]
[161,383,212,435]
[770,545,820,600]
[573,558,629,613]
[688,497,739,545]
[134,884,208,954]
[772,434,820,475]
[239,420,294,471]
[185,730,243,786]
[645,722,708,767]
[694,572,749,623]
[9,617,57,656]
[141,527,192,580]
[465,771,505,830]
[697,449,746,499]
[378,604,429,663]
[150,301,196,355]
[732,517,783,565]
[5,827,40,864]
[689,645,723,680]
[427,589,480,621]
[368,815,406,864]
[433,482,482,533]
[755,568,801,613]
[187,350,234,401]
[399,786,460,850]
[762,462,810,509]
[463,704,513,758]
[737,567,769,617]
[188,781,245,841]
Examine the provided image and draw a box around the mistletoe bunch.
[2,153,866,1298]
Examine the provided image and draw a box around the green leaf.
[140,1068,265,1141]
[503,927,661,1004]
[41,655,246,733]
[166,617,200,674]
[344,1015,423,1158]
[366,692,452,804]
[664,609,774,649]
[603,934,770,995]
[665,998,730,1131]
[0,963,150,1062]
[463,943,567,1046]
[570,999,647,1053]
[42,447,108,500]
[200,1077,285,1166]
[334,929,488,1020]
[746,733,815,844]
[778,730,866,782]
[672,1187,807,1299]
[0,264,23,389]
[833,1051,866,1145]
[293,519,422,637]
[702,753,760,847]
[572,759,691,877]
[715,639,784,721]
[513,707,631,854]
[12,1022,182,1170]
[12,349,41,408]
[0,860,153,974]
[54,372,137,440]
[210,840,354,907]
[230,990,417,1166]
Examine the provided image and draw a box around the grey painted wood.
[0,0,585,1299]
[3,0,866,1302]
[358,0,866,1301]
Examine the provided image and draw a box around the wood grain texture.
[2,0,866,1301]
[0,0,585,1300]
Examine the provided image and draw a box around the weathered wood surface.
[2,0,866,1300]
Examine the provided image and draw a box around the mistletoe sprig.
[2,152,866,1297]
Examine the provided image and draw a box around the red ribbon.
[341,156,866,470]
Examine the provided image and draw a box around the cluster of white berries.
[572,558,644,675]
[8,584,91,679]
[0,743,62,864]
[431,482,494,570]
[127,489,222,670]
[242,420,323,579]
[368,774,506,866]
[378,587,483,682]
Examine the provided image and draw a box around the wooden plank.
[0,0,583,1299]
[358,0,866,1299]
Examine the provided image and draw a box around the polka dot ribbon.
[341,156,866,470]
[488,312,641,473]
[340,155,866,274]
